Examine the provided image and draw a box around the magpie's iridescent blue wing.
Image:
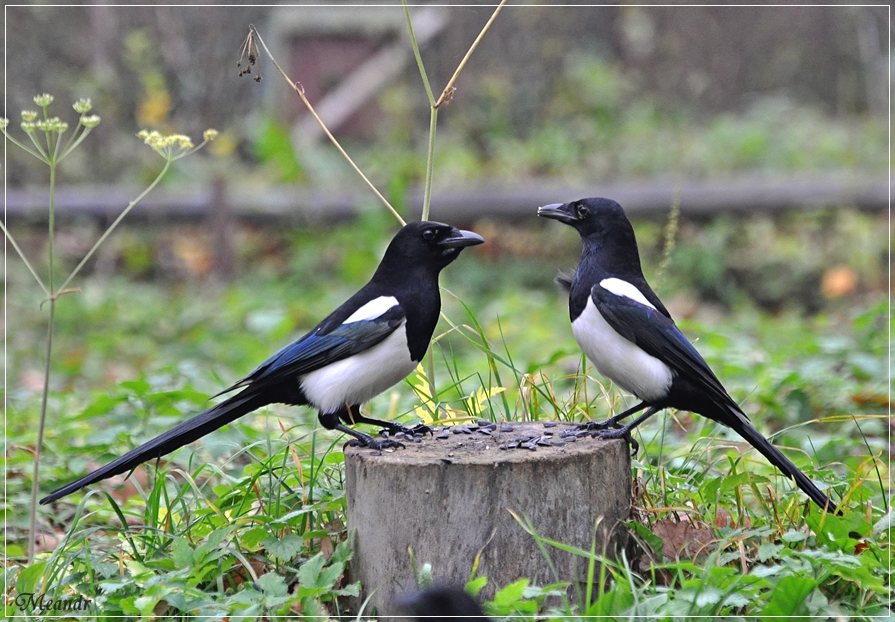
[220,304,405,393]
[590,285,739,413]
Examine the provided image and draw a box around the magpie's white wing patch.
[344,296,400,323]
[572,296,672,402]
[300,323,415,414]
[599,278,656,310]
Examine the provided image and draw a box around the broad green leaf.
[255,572,289,598]
[759,575,818,617]
[262,534,304,561]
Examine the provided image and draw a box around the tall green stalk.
[402,0,505,220]
[401,1,504,395]
[28,109,61,563]
[422,107,438,222]
[2,97,217,562]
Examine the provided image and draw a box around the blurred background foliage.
[1,4,887,186]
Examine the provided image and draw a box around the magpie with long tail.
[538,197,838,514]
[41,221,484,505]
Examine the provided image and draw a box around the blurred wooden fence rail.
[5,175,887,226]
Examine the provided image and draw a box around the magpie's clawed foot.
[345,435,406,452]
[404,423,433,437]
[594,427,640,456]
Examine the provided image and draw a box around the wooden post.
[344,422,631,618]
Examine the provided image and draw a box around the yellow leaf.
[464,386,506,417]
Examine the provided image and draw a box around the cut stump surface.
[345,421,632,617]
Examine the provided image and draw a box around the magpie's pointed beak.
[537,203,577,224]
[440,228,485,248]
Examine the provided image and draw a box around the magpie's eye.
[422,229,436,241]
[577,204,591,218]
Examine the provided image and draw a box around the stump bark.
[344,421,631,618]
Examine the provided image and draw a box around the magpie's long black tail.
[40,391,272,505]
[724,407,839,514]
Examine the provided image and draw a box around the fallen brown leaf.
[652,516,715,560]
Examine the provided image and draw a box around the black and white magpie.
[538,197,838,513]
[41,221,484,505]
[394,586,489,621]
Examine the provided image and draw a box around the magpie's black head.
[537,197,632,238]
[538,197,643,279]
[378,221,485,276]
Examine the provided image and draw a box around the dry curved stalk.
[241,25,405,226]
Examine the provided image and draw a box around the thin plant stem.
[422,107,438,221]
[9,107,206,562]
[250,27,405,227]
[47,163,57,296]
[403,0,504,218]
[58,126,95,164]
[57,121,81,157]
[402,4,505,388]
[25,129,49,161]
[434,0,506,109]
[28,299,54,562]
[0,220,49,295]
[2,130,45,162]
[28,159,58,563]
[59,160,171,292]
[425,348,438,419]
[402,1,436,107]
[401,0,437,220]
[41,108,52,156]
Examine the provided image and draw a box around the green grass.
[3,213,890,619]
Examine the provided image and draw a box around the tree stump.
[344,421,631,618]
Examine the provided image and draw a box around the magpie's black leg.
[594,406,662,455]
[319,408,405,451]
[578,401,650,432]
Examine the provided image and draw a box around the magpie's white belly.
[572,297,672,402]
[299,325,416,414]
